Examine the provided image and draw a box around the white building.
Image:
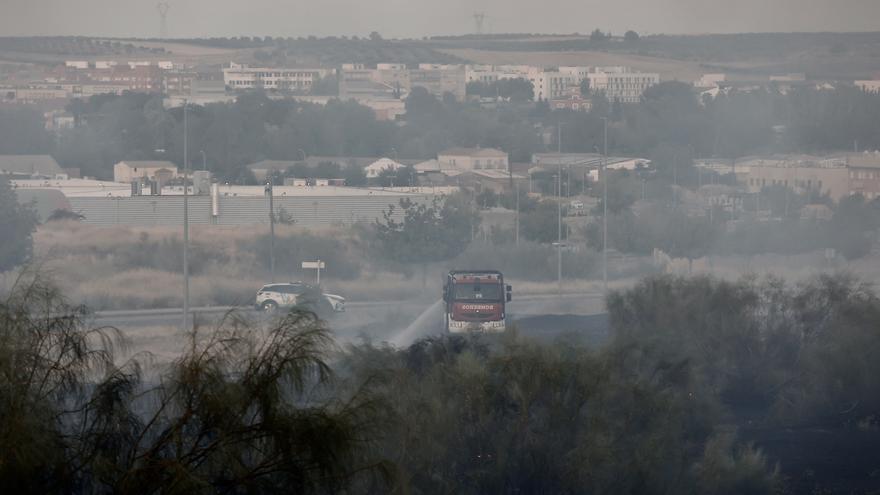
[438,148,509,171]
[223,63,334,92]
[365,158,405,178]
[528,68,573,101]
[586,67,659,103]
[856,80,880,93]
[113,160,178,184]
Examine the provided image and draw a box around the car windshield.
[452,283,503,301]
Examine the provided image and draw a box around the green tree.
[579,77,591,97]
[590,28,607,42]
[0,176,38,272]
[624,30,640,42]
[342,163,367,186]
[374,195,479,284]
[520,201,560,243]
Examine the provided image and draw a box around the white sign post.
[301,260,325,285]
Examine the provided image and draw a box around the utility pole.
[515,182,520,245]
[601,117,608,293]
[557,170,562,294]
[200,150,207,171]
[672,151,678,209]
[557,123,562,154]
[182,100,190,331]
[266,182,276,282]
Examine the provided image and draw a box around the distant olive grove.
[4,82,880,183]
[3,270,878,493]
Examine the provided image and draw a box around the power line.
[157,2,170,39]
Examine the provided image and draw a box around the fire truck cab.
[442,270,512,333]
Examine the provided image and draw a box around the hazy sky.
[3,0,879,38]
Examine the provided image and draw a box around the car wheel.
[261,300,279,312]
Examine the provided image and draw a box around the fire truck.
[442,270,512,333]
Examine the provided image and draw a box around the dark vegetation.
[0,176,38,271]
[3,270,879,493]
[0,37,162,57]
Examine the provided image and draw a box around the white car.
[255,282,345,313]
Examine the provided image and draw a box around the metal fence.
[68,194,432,227]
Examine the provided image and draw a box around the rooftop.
[0,155,64,176]
[439,147,508,157]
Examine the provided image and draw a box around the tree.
[374,195,479,284]
[369,31,383,41]
[520,201,560,243]
[624,30,640,42]
[579,78,591,97]
[0,176,39,272]
[590,29,607,42]
[310,74,339,96]
[342,163,367,186]
[0,274,390,492]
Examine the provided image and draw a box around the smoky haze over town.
[1,0,880,493]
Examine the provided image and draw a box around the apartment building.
[222,63,334,92]
[742,156,850,202]
[841,151,880,199]
[586,66,659,103]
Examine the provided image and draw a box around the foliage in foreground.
[340,333,777,495]
[607,273,880,427]
[0,272,388,494]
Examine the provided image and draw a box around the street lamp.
[298,148,307,162]
[601,116,608,293]
[554,172,562,294]
[182,100,190,331]
[265,182,275,282]
[199,150,207,171]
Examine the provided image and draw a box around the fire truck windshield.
[452,283,503,301]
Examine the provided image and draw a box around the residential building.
[528,68,573,101]
[695,73,726,89]
[163,71,197,96]
[741,156,850,201]
[246,160,298,181]
[48,64,164,93]
[113,160,178,184]
[856,80,880,93]
[410,66,467,101]
[365,158,405,178]
[586,66,659,103]
[0,155,65,178]
[438,148,509,171]
[840,151,880,199]
[222,63,334,92]
[549,93,592,112]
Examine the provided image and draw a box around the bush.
[241,231,362,280]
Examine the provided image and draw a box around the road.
[93,293,610,363]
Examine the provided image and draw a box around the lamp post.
[182,100,190,331]
[298,148,307,162]
[265,182,275,282]
[556,172,562,294]
[601,116,608,293]
[199,150,207,171]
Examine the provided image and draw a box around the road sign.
[302,260,325,284]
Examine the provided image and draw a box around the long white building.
[223,63,334,92]
[584,66,660,103]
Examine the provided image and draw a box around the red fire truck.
[442,270,512,333]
